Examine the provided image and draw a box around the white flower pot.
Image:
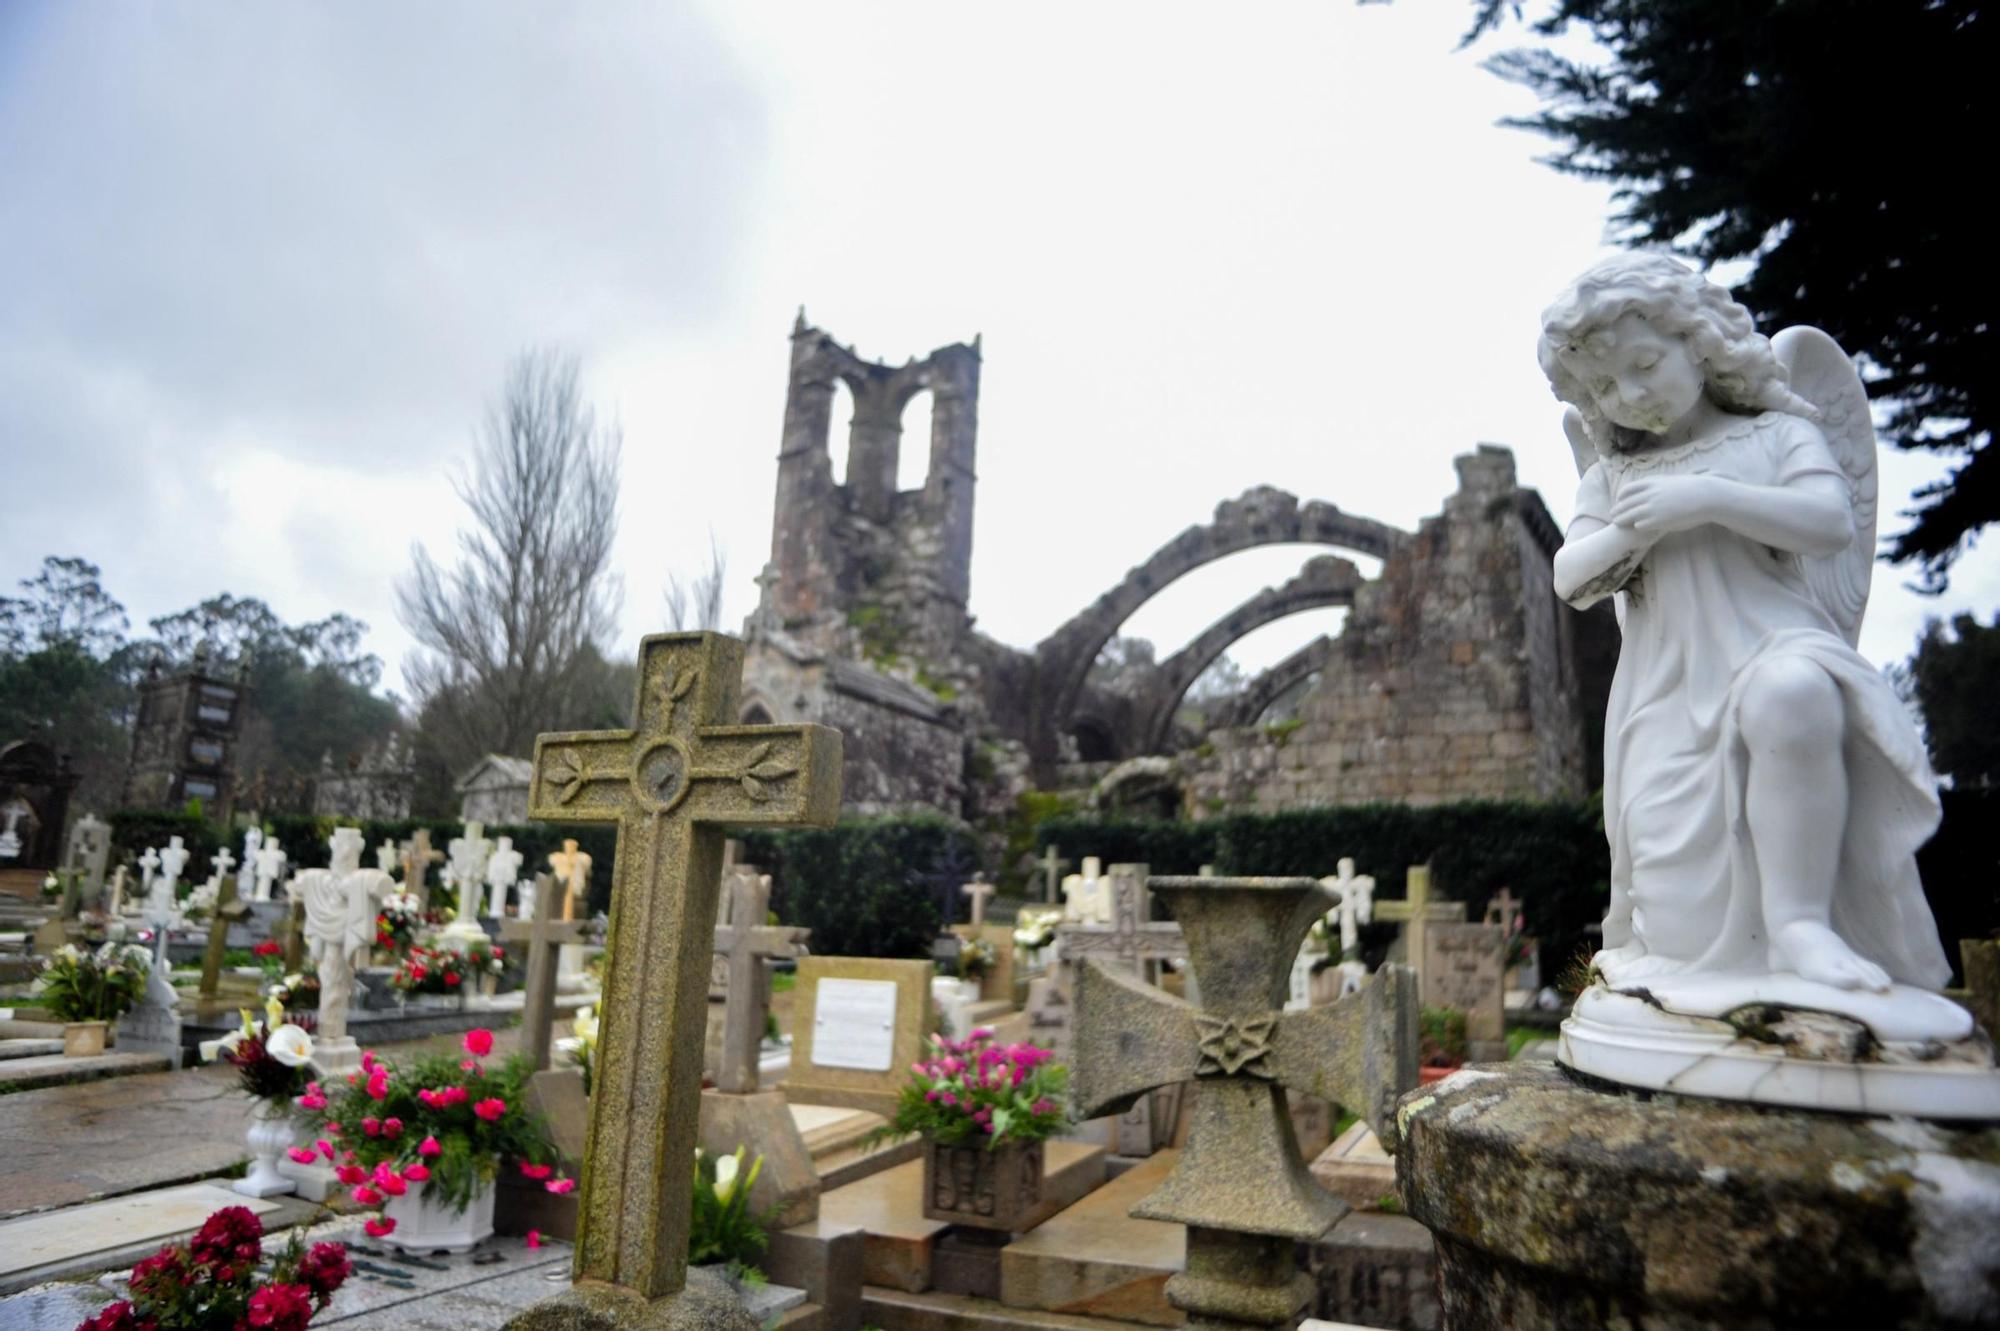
[380,1176,496,1254]
[233,1102,300,1198]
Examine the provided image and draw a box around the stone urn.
[381,1177,497,1254]
[61,1020,109,1057]
[921,1137,1044,1231]
[234,1101,300,1198]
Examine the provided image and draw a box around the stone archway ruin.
[1028,487,1403,772]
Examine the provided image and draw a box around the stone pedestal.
[1396,1061,2000,1330]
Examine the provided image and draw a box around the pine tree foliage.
[1472,0,1994,588]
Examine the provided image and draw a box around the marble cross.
[1070,875,1418,1330]
[712,868,809,1094]
[527,631,840,1299]
[157,837,189,896]
[375,839,400,876]
[961,878,997,928]
[138,846,161,905]
[1322,858,1375,958]
[447,822,493,920]
[501,909,585,1072]
[486,836,525,918]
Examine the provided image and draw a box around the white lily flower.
[266,1024,315,1067]
[713,1151,740,1202]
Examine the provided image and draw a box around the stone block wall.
[1184,446,1601,815]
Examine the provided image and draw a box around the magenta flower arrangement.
[301,1029,564,1233]
[878,1029,1068,1148]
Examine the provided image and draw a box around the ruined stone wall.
[1184,446,1598,816]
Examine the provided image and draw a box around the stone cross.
[157,837,189,900]
[961,878,997,929]
[399,829,444,906]
[375,839,399,875]
[198,867,248,999]
[1039,845,1071,905]
[1483,887,1524,937]
[526,631,840,1300]
[138,845,161,909]
[1322,858,1375,959]
[520,871,546,922]
[297,827,394,1071]
[501,911,584,1072]
[1405,865,1435,995]
[107,865,129,917]
[547,839,591,920]
[1070,875,1419,1331]
[241,826,264,893]
[485,836,525,917]
[448,822,493,917]
[712,868,809,1094]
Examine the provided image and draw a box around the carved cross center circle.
[635,737,693,813]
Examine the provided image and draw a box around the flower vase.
[381,1177,496,1254]
[921,1137,1045,1231]
[234,1101,300,1198]
[61,1021,108,1057]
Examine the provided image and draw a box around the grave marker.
[1038,844,1071,906]
[398,829,443,908]
[1422,921,1508,1060]
[712,868,808,1094]
[65,813,110,907]
[523,631,840,1302]
[297,827,393,1073]
[501,911,584,1072]
[781,955,931,1115]
[198,857,249,1000]
[1070,875,1418,1331]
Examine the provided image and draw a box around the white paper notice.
[811,978,900,1071]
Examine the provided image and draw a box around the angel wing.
[1773,326,1876,646]
[1562,407,1596,479]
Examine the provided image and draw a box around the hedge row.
[104,810,616,915]
[741,814,979,960]
[1038,791,2000,984]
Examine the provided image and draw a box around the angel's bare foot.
[1591,942,1655,982]
[1770,920,1891,992]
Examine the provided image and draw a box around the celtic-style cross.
[529,632,840,1301]
[1071,876,1417,1331]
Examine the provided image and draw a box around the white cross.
[962,878,997,928]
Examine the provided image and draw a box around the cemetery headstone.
[1038,844,1071,905]
[1061,855,1111,924]
[240,826,264,896]
[399,828,444,908]
[374,838,399,875]
[1422,921,1508,1061]
[296,826,393,1074]
[501,910,584,1072]
[105,864,129,918]
[781,955,932,1116]
[513,631,840,1308]
[1070,875,1418,1331]
[441,821,494,949]
[119,856,185,1060]
[1320,858,1375,1000]
[712,868,807,1094]
[252,839,287,904]
[65,813,111,908]
[198,854,249,1000]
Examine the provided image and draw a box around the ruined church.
[739,314,1616,829]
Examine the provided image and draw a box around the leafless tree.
[397,350,623,778]
[662,533,728,632]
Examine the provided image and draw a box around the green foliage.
[689,1144,776,1271]
[1473,0,1995,587]
[34,941,150,1022]
[1420,1007,1468,1067]
[1034,815,1219,876]
[740,815,976,959]
[1906,613,2000,790]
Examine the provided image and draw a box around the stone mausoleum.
[738,314,1617,827]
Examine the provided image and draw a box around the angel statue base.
[1539,254,2000,1119]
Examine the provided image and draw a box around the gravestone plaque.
[781,955,930,1115]
[1422,921,1507,1058]
[812,979,899,1070]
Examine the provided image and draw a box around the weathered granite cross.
[1039,844,1071,905]
[712,868,809,1094]
[961,878,996,928]
[1071,876,1418,1331]
[198,850,247,1000]
[1482,886,1524,936]
[1058,864,1184,973]
[501,909,584,1072]
[400,829,444,907]
[525,632,840,1304]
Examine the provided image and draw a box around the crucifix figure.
[502,908,585,1072]
[526,631,840,1304]
[1070,875,1418,1331]
[712,868,809,1094]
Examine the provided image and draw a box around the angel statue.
[1542,254,1987,1111]
[295,825,393,1065]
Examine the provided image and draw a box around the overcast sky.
[3,1,1993,703]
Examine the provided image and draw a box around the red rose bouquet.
[74,1205,349,1330]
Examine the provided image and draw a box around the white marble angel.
[1543,254,1956,1036]
[296,826,392,1053]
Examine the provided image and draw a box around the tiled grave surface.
[0,1184,285,1283]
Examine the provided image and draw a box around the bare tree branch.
[396,349,624,775]
[663,532,728,632]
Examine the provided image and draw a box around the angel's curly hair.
[1538,252,1815,455]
